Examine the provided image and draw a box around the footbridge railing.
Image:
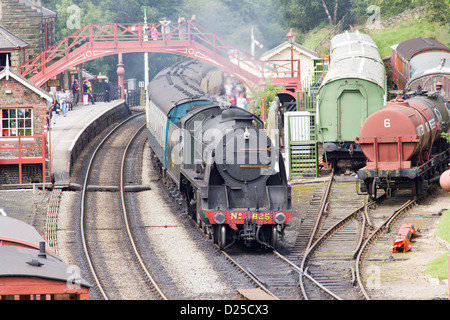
[18,22,300,89]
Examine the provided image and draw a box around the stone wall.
[380,7,426,28]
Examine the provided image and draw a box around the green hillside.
[302,8,450,58]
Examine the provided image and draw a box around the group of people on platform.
[48,78,113,125]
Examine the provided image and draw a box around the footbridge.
[19,22,300,89]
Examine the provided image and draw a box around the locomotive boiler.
[356,91,450,198]
[146,59,292,249]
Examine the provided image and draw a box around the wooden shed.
[260,41,321,85]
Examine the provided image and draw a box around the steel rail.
[299,172,336,299]
[273,250,342,300]
[297,172,376,300]
[120,123,168,300]
[355,198,416,299]
[80,113,144,300]
[219,249,279,299]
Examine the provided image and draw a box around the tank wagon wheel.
[368,179,377,199]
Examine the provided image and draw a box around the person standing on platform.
[84,79,95,105]
[71,79,79,106]
[236,93,247,109]
[60,90,69,117]
[103,78,111,102]
[50,98,59,124]
[83,80,89,105]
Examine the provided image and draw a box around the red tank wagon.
[0,216,90,300]
[356,92,450,198]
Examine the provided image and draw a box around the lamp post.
[286,28,296,77]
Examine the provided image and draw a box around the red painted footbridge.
[18,21,301,90]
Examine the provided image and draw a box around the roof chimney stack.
[38,241,47,258]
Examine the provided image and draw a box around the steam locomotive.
[145,59,292,249]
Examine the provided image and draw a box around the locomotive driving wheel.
[216,225,227,250]
[270,226,278,249]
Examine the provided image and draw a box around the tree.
[427,0,450,25]
[321,0,339,27]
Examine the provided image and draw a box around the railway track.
[177,168,441,301]
[222,246,300,300]
[79,113,166,300]
[285,181,328,262]
[297,175,367,299]
[288,170,439,300]
[355,190,420,299]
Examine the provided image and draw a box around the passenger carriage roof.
[147,59,216,116]
[320,31,386,90]
[409,51,450,81]
[396,37,450,61]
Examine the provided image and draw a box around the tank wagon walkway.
[51,100,130,187]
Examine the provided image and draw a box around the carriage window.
[1,108,33,136]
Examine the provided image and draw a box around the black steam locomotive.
[145,59,292,249]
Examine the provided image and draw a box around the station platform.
[50,100,131,187]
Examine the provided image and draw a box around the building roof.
[396,37,450,61]
[0,62,53,103]
[0,26,29,50]
[260,41,320,61]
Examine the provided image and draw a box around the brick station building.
[0,64,52,184]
